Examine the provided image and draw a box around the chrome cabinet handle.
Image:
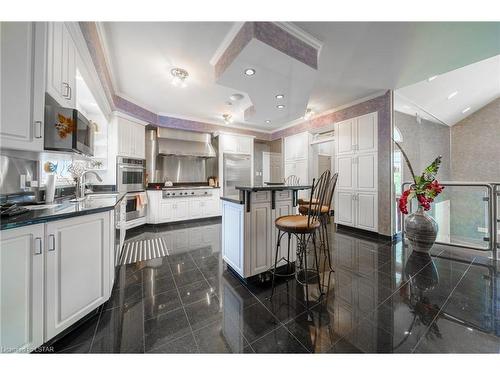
[34,237,42,255]
[62,82,70,98]
[48,234,55,251]
[34,121,43,139]
[68,85,72,100]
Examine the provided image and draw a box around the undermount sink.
[24,203,62,210]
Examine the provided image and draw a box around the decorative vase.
[405,207,438,253]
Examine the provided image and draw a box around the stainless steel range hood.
[157,128,216,158]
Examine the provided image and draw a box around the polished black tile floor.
[46,218,500,353]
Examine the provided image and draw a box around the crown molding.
[209,22,245,66]
[274,22,323,56]
[95,22,119,95]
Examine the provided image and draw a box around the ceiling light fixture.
[265,120,271,124]
[304,108,315,120]
[275,94,284,99]
[462,107,471,114]
[170,67,189,88]
[244,68,255,76]
[427,75,438,82]
[222,113,233,124]
[276,104,285,109]
[447,91,458,100]
[230,93,244,101]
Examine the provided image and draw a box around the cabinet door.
[335,191,355,226]
[47,23,75,107]
[336,119,355,154]
[337,155,355,190]
[284,162,296,180]
[0,224,44,353]
[284,135,295,161]
[0,22,44,151]
[134,123,145,158]
[159,202,173,222]
[273,199,296,264]
[203,199,220,217]
[356,192,378,232]
[236,136,253,154]
[356,153,377,191]
[188,200,203,219]
[222,202,244,276]
[45,212,111,340]
[249,203,272,275]
[172,200,189,221]
[221,134,237,153]
[356,112,377,153]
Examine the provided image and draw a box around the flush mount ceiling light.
[170,67,189,87]
[244,68,256,76]
[304,108,315,120]
[265,120,271,124]
[230,93,244,101]
[275,94,284,99]
[447,91,458,100]
[276,104,285,109]
[462,107,471,114]
[427,75,438,82]
[222,113,233,124]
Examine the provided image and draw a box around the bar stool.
[298,172,338,277]
[284,175,300,186]
[270,171,331,307]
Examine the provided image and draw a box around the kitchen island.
[220,184,310,278]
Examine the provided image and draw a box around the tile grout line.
[410,257,475,353]
[165,258,201,353]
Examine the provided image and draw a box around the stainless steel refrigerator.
[223,153,252,197]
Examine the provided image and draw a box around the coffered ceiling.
[99,22,500,131]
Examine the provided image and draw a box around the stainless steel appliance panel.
[157,155,206,183]
[223,153,251,197]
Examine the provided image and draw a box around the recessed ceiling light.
[276,104,285,109]
[462,107,471,114]
[265,120,271,124]
[222,113,233,124]
[170,67,189,88]
[427,75,438,82]
[275,94,284,99]
[447,91,458,100]
[230,93,244,101]
[244,68,255,76]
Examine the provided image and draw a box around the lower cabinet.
[45,212,111,339]
[0,211,114,353]
[0,224,45,353]
[335,190,378,232]
[147,189,222,225]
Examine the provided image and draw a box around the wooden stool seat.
[297,197,319,205]
[298,204,329,215]
[275,215,320,234]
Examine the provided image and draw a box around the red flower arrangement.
[395,142,444,215]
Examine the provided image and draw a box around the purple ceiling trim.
[78,22,115,107]
[254,22,318,70]
[214,22,318,80]
[113,95,159,125]
[272,91,391,140]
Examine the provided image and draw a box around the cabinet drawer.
[275,190,292,201]
[251,191,270,203]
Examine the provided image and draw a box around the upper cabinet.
[336,112,377,155]
[219,133,253,154]
[46,22,76,108]
[284,132,311,162]
[115,115,146,159]
[0,22,46,151]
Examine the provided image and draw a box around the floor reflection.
[46,218,500,353]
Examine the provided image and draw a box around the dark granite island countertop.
[235,184,311,192]
[1,193,126,231]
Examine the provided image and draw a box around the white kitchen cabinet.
[334,112,378,232]
[219,133,253,154]
[249,203,272,276]
[222,201,245,276]
[188,200,204,219]
[0,224,44,353]
[0,22,46,152]
[159,202,173,222]
[45,212,111,339]
[46,22,76,108]
[116,115,146,159]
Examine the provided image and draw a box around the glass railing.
[402,182,497,254]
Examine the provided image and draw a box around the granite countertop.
[220,196,244,204]
[1,192,126,231]
[235,185,311,191]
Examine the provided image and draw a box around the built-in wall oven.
[117,157,147,224]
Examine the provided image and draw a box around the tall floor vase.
[405,207,438,253]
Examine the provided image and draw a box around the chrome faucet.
[75,170,103,200]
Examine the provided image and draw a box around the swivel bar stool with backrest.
[270,171,331,307]
[284,174,300,186]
